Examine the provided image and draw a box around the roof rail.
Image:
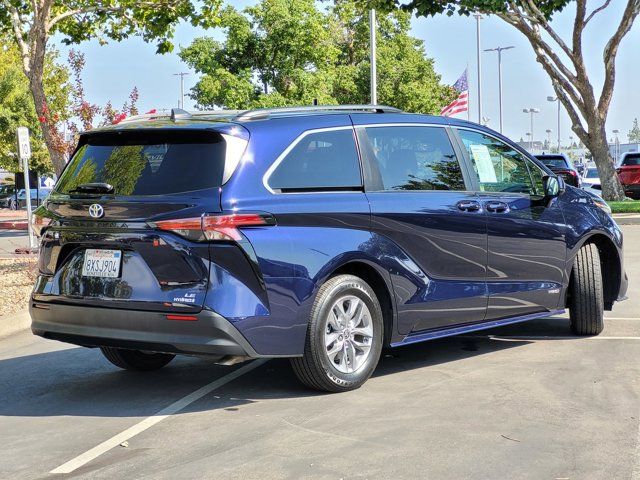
[234,104,402,121]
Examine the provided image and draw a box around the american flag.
[440,69,469,117]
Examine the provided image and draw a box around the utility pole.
[173,72,189,109]
[484,46,514,134]
[369,9,377,105]
[474,14,483,124]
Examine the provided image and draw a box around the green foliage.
[629,118,640,143]
[608,200,640,213]
[180,0,456,113]
[362,0,571,19]
[0,44,70,174]
[0,1,224,55]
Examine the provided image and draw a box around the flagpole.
[466,63,470,121]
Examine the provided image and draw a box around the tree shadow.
[0,317,575,418]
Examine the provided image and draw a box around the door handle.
[456,200,481,212]
[485,201,509,213]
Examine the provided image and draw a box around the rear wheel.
[100,347,175,371]
[291,274,383,392]
[569,243,604,335]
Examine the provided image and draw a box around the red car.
[617,152,640,199]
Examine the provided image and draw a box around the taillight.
[31,212,52,237]
[152,213,276,242]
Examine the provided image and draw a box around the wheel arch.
[568,232,621,310]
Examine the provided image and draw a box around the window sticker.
[469,144,498,183]
[143,144,169,173]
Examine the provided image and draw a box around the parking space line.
[487,336,640,341]
[50,359,267,475]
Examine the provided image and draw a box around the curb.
[0,311,30,338]
[0,220,28,230]
[613,214,640,225]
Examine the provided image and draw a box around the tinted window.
[268,129,361,192]
[362,126,465,191]
[458,129,544,195]
[622,153,640,166]
[536,155,570,169]
[56,130,226,196]
[586,168,599,179]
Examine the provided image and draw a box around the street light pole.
[369,9,377,105]
[484,46,514,134]
[522,108,540,151]
[474,14,483,124]
[173,72,189,109]
[612,129,620,164]
[547,96,561,152]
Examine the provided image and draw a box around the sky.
[54,1,640,147]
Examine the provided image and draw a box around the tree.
[629,118,640,143]
[367,0,639,201]
[1,0,222,175]
[57,49,140,159]
[0,41,70,174]
[180,0,456,113]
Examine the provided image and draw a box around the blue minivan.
[30,106,627,392]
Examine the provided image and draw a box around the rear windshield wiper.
[67,183,115,195]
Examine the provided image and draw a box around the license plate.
[82,249,122,278]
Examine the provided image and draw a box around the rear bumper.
[622,184,640,196]
[30,301,262,358]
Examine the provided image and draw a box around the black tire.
[569,243,604,335]
[100,347,175,371]
[290,274,384,392]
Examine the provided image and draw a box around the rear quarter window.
[267,128,362,192]
[56,130,227,196]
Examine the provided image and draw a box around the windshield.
[585,168,599,179]
[56,130,227,196]
[622,154,640,166]
[538,156,569,169]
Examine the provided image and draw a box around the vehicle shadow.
[0,317,576,418]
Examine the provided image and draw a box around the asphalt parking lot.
[1,226,639,480]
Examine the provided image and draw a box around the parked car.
[581,166,602,197]
[0,184,16,209]
[534,153,582,187]
[29,106,627,392]
[616,152,640,199]
[17,188,51,208]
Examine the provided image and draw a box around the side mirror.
[543,175,564,198]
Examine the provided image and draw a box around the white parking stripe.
[50,359,267,475]
[487,336,640,341]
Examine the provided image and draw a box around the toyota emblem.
[88,203,104,219]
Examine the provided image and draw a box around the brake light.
[31,212,52,237]
[153,213,275,241]
[166,314,198,321]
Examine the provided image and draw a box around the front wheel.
[100,347,175,371]
[291,274,384,392]
[569,243,604,335]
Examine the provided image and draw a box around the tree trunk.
[27,25,67,176]
[582,122,626,201]
[29,74,66,176]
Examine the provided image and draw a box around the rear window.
[56,130,227,196]
[585,168,599,179]
[537,156,569,169]
[622,153,640,166]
